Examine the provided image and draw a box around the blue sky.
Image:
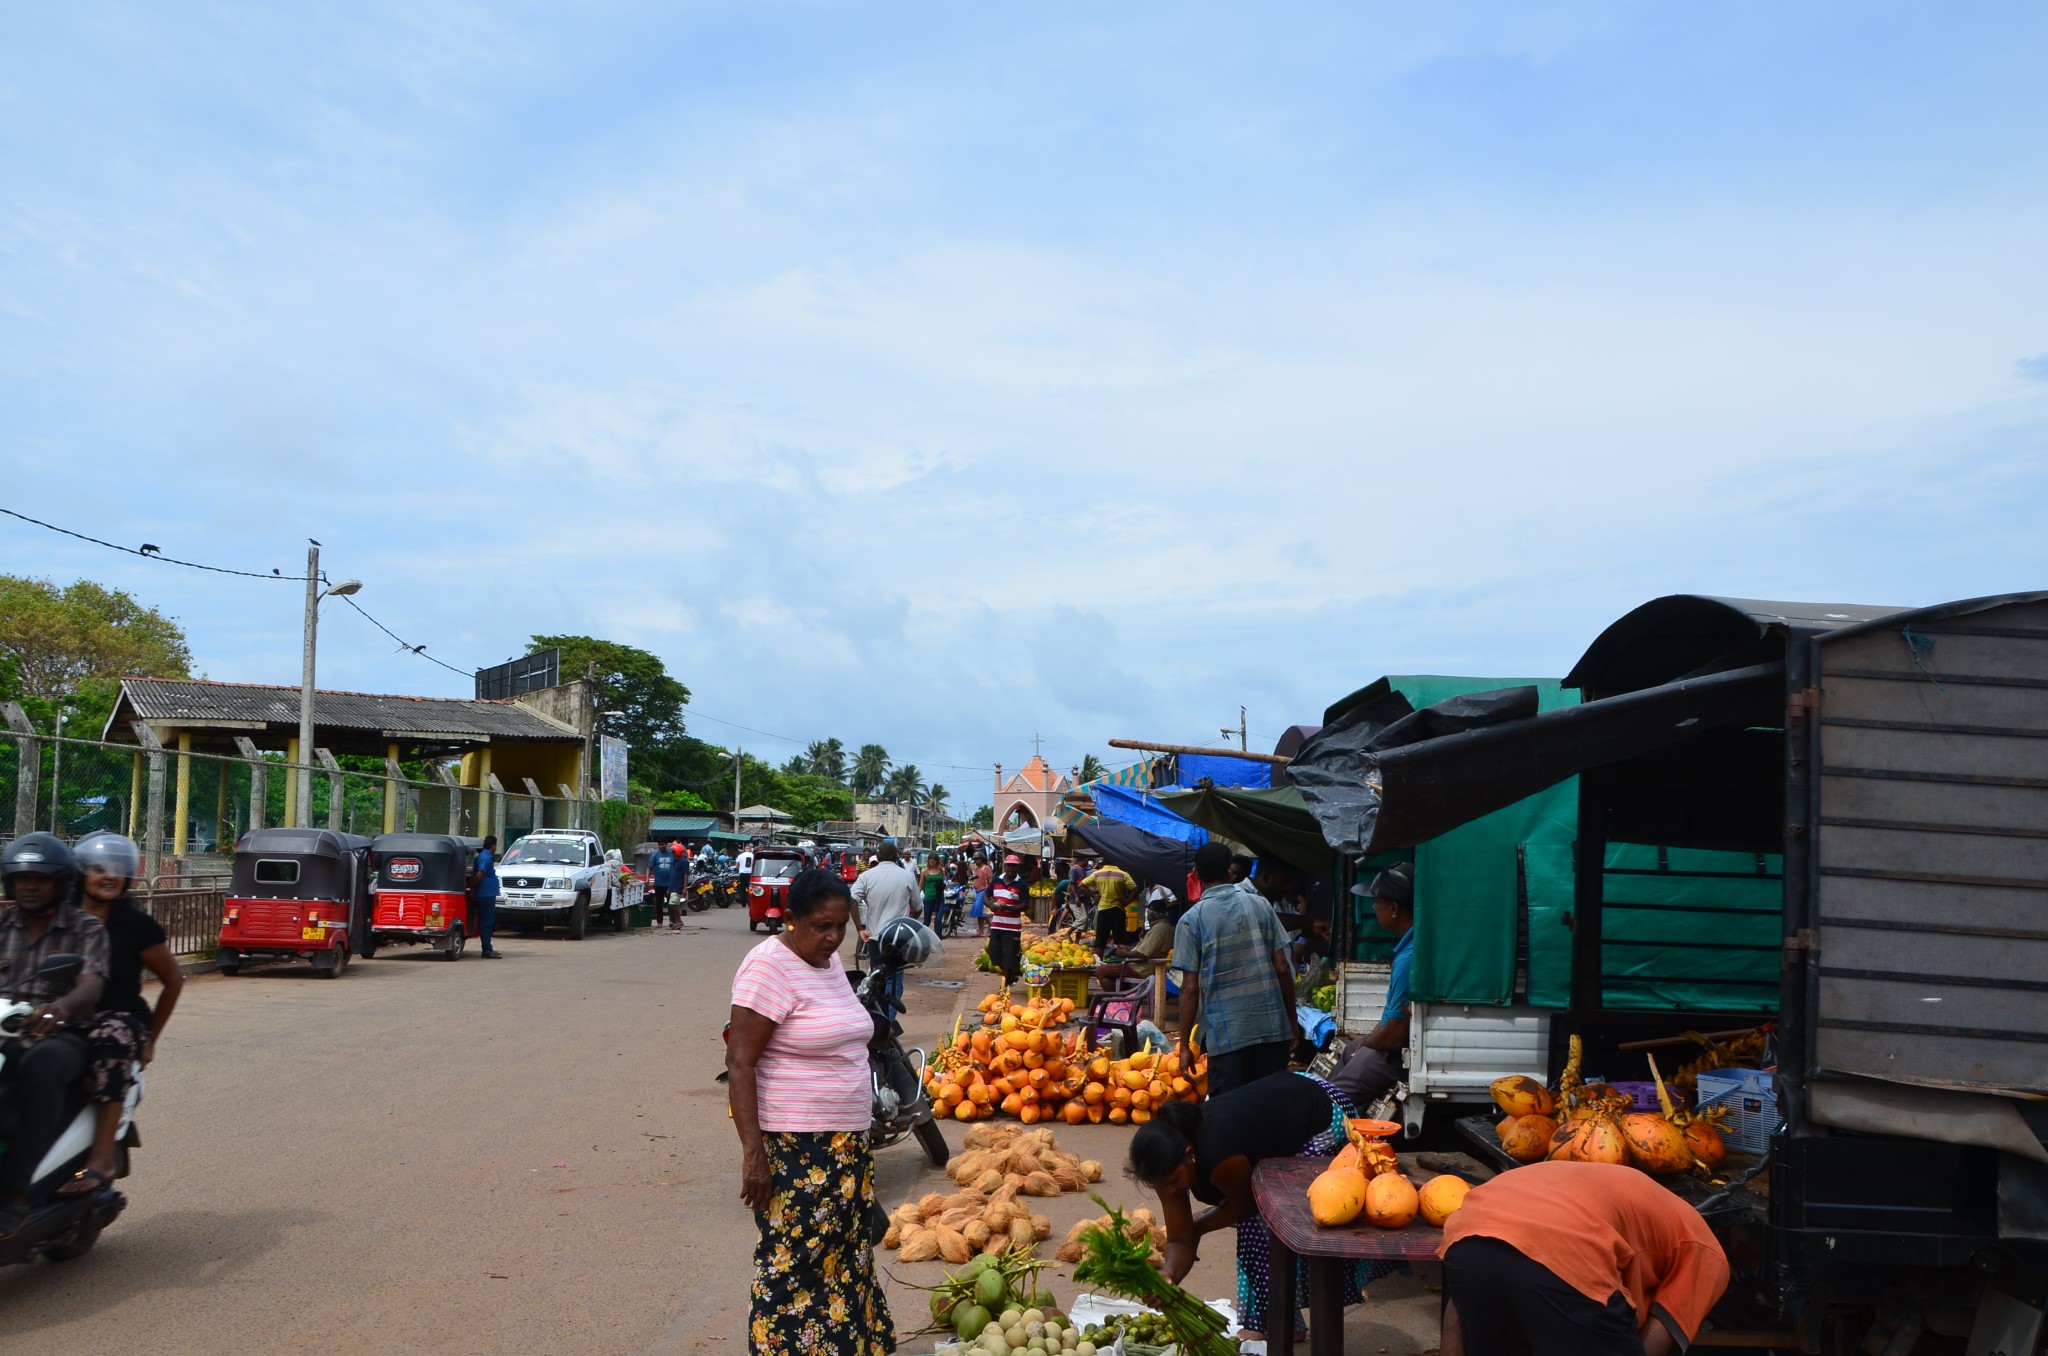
[4,2,2045,793]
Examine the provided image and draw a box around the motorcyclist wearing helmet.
[0,833,110,1238]
[57,832,182,1197]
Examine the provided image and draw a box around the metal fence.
[0,728,605,883]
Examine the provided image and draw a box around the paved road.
[0,906,1439,1353]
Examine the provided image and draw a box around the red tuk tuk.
[365,833,482,961]
[217,827,373,978]
[746,848,808,933]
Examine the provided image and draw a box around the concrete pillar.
[133,723,167,883]
[558,783,579,830]
[129,751,143,838]
[436,763,463,835]
[3,702,37,839]
[283,737,300,825]
[233,737,266,835]
[476,747,494,839]
[315,748,344,831]
[522,778,545,838]
[214,762,227,850]
[383,743,400,834]
[173,732,192,860]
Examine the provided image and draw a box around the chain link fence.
[1,730,615,953]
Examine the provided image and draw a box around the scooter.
[0,954,138,1267]
[851,949,950,1169]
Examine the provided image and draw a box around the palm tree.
[1077,754,1108,784]
[851,744,891,798]
[802,738,847,782]
[884,765,924,804]
[927,783,950,820]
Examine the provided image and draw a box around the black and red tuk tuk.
[217,827,373,978]
[746,848,808,933]
[366,833,483,961]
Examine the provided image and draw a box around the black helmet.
[2,832,79,903]
[874,917,940,969]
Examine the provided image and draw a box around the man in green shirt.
[1084,861,1138,951]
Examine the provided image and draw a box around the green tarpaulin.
[1155,784,1333,874]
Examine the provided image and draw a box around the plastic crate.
[1694,1068,1778,1155]
[1027,969,1092,1006]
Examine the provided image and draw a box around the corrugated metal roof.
[111,678,581,742]
[649,815,718,833]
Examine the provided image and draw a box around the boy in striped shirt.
[985,854,1026,983]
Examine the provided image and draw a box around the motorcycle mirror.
[35,952,85,989]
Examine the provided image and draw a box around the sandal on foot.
[55,1168,109,1198]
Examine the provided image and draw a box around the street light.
[298,543,363,827]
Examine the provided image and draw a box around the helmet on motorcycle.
[2,832,79,903]
[73,830,142,883]
[873,917,940,970]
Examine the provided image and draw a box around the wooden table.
[1252,1154,1477,1356]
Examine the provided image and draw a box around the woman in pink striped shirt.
[727,868,893,1354]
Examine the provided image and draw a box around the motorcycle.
[717,924,950,1170]
[0,954,138,1267]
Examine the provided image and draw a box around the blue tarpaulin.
[1088,783,1210,845]
[1178,753,1273,789]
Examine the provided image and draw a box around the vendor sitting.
[1329,863,1413,1112]
[1440,1160,1730,1356]
[1092,887,1176,990]
[1128,1070,1394,1344]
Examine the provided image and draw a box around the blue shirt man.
[1331,862,1416,1109]
[1172,841,1299,1099]
[473,835,502,958]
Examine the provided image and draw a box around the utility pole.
[1240,705,1248,752]
[733,746,744,819]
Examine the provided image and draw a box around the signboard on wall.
[475,649,561,701]
[599,735,629,802]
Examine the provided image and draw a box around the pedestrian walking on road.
[472,835,502,958]
[649,844,678,928]
[1172,842,1298,1098]
[726,869,893,1356]
[851,842,918,1016]
[971,856,993,937]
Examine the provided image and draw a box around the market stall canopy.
[1175,753,1271,789]
[1066,817,1197,892]
[1155,783,1330,873]
[1290,665,1782,857]
[1089,782,1208,845]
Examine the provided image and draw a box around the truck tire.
[568,892,589,940]
[913,1119,950,1169]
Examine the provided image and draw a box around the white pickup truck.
[494,830,626,938]
[1331,962,1551,1136]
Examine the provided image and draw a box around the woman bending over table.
[1127,1070,1394,1343]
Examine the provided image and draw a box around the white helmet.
[73,830,142,883]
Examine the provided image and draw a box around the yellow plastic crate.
[1027,969,1091,1007]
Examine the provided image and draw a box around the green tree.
[800,738,847,782]
[529,635,691,779]
[883,764,924,804]
[850,743,890,798]
[927,783,950,820]
[970,805,994,830]
[0,576,192,732]
[1077,753,1107,784]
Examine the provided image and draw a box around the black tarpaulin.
[1066,817,1197,892]
[1289,664,1784,856]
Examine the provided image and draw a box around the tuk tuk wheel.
[314,946,345,979]
[216,948,240,977]
[747,918,759,933]
[568,892,589,940]
[443,924,465,961]
[359,932,380,960]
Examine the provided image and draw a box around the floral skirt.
[1235,1072,1398,1333]
[751,1130,895,1355]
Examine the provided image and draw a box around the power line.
[335,594,473,679]
[0,505,294,580]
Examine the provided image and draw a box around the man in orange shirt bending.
[1439,1160,1730,1356]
